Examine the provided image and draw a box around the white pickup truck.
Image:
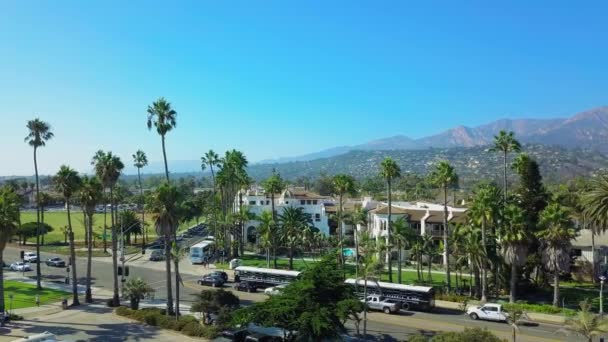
[467,303,509,322]
[362,295,402,314]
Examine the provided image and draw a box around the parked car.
[182,233,192,239]
[210,271,229,283]
[197,274,224,287]
[362,295,401,314]
[10,262,32,272]
[149,250,165,261]
[212,328,250,342]
[23,252,38,263]
[45,257,66,267]
[467,303,509,322]
[244,333,282,342]
[234,282,257,293]
[264,284,287,296]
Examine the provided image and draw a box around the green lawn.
[3,280,70,310]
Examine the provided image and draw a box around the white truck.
[362,295,402,314]
[467,303,509,322]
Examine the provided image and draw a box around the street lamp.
[600,276,606,316]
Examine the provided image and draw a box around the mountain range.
[260,106,608,163]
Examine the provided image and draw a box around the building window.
[572,249,582,257]
[300,200,305,205]
[312,200,318,205]
[307,200,312,205]
[249,201,256,205]
[315,214,321,222]
[266,200,270,205]
[285,201,289,204]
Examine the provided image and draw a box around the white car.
[10,262,32,272]
[264,284,287,296]
[467,303,509,322]
[23,252,38,263]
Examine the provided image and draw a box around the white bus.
[344,278,435,311]
[234,266,301,289]
[189,241,214,264]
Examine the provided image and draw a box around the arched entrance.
[247,226,257,244]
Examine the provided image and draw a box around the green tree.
[92,151,124,306]
[0,187,21,313]
[148,182,182,316]
[54,165,82,306]
[146,97,177,181]
[380,157,401,283]
[537,202,577,307]
[392,216,414,284]
[78,176,103,303]
[429,160,458,290]
[124,277,155,310]
[356,231,383,336]
[119,210,142,245]
[133,150,148,250]
[201,150,221,193]
[37,192,53,245]
[279,206,312,270]
[501,204,528,303]
[261,170,286,268]
[257,211,274,268]
[192,289,240,325]
[337,298,364,336]
[490,130,521,205]
[348,207,368,279]
[17,222,52,245]
[559,299,608,342]
[332,174,356,268]
[25,118,53,290]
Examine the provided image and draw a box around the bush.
[409,328,506,342]
[502,303,576,316]
[174,315,198,331]
[181,322,206,337]
[435,293,469,303]
[143,311,159,326]
[115,306,133,317]
[8,313,23,321]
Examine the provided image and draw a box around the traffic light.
[117,266,122,276]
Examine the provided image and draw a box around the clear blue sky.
[1,1,607,175]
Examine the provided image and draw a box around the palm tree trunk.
[110,188,120,306]
[591,224,597,284]
[481,218,488,302]
[503,151,508,204]
[397,241,402,284]
[174,249,181,318]
[510,261,517,303]
[161,135,169,182]
[355,228,359,279]
[553,249,560,307]
[266,246,270,268]
[33,147,42,290]
[83,211,88,247]
[443,186,451,290]
[67,200,79,305]
[41,205,45,246]
[289,245,294,270]
[138,167,146,251]
[103,196,108,253]
[86,212,94,303]
[474,265,481,298]
[387,180,393,283]
[164,230,174,315]
[363,277,368,336]
[0,253,4,312]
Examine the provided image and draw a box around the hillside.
[247,144,608,185]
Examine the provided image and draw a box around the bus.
[189,241,214,264]
[344,278,435,311]
[234,266,301,289]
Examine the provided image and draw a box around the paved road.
[3,246,582,341]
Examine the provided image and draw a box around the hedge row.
[115,306,219,338]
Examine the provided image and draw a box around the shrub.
[181,322,205,337]
[201,325,220,339]
[115,306,132,317]
[157,315,178,330]
[502,303,576,316]
[8,313,23,321]
[175,316,199,331]
[435,293,469,303]
[143,311,159,326]
[433,328,505,342]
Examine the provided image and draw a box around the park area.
[3,280,69,310]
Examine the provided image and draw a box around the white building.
[236,187,335,243]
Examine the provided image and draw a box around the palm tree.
[201,150,221,193]
[262,170,285,268]
[278,206,312,270]
[25,118,53,289]
[257,211,274,268]
[124,277,155,310]
[380,157,401,283]
[506,309,529,342]
[0,187,21,313]
[537,202,577,307]
[558,299,608,342]
[422,233,438,282]
[54,165,82,306]
[358,230,383,336]
[392,216,413,284]
[501,204,528,303]
[148,182,181,316]
[171,240,187,319]
[429,160,458,290]
[79,176,103,303]
[92,151,124,305]
[583,175,608,280]
[133,150,148,250]
[333,174,356,268]
[490,130,521,204]
[349,207,368,279]
[468,183,501,302]
[147,97,177,181]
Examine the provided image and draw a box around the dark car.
[149,250,165,261]
[212,328,250,342]
[234,281,257,293]
[198,274,224,287]
[45,257,66,267]
[244,333,282,342]
[210,271,229,283]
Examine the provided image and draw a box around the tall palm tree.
[501,204,528,303]
[148,182,181,316]
[392,216,413,284]
[278,206,312,270]
[358,230,383,336]
[490,130,521,205]
[0,187,21,313]
[92,151,124,306]
[333,174,356,268]
[147,97,177,181]
[201,150,221,193]
[429,160,458,290]
[133,150,148,250]
[92,150,109,253]
[468,183,501,301]
[349,207,368,279]
[54,165,82,306]
[262,170,285,268]
[79,176,103,303]
[25,118,53,289]
[537,202,576,307]
[257,211,274,268]
[380,157,401,283]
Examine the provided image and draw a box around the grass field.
[20,211,199,244]
[3,280,70,309]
